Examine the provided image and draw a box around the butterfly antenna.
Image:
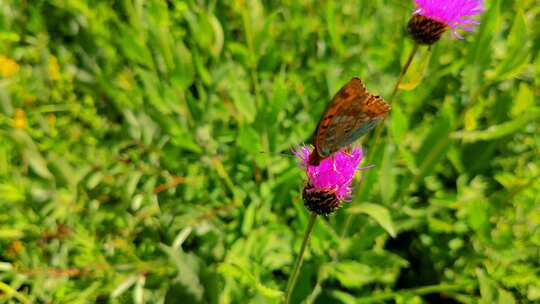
[259,150,295,158]
[358,164,375,171]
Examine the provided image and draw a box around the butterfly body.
[309,77,390,166]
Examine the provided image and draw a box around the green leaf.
[237,125,261,154]
[326,0,343,55]
[399,46,431,91]
[118,25,153,68]
[126,172,143,198]
[466,0,500,68]
[171,41,194,90]
[11,130,53,179]
[241,201,256,235]
[0,182,25,203]
[330,290,357,304]
[111,275,138,299]
[330,261,372,289]
[463,0,500,94]
[208,14,224,57]
[356,138,385,200]
[266,74,287,128]
[489,10,529,81]
[0,229,24,239]
[231,89,256,124]
[511,83,534,117]
[217,263,283,299]
[347,203,396,238]
[133,275,145,304]
[451,108,540,142]
[466,199,490,239]
[477,269,497,304]
[498,288,516,304]
[161,244,204,303]
[389,102,408,144]
[379,144,396,204]
[414,109,453,182]
[167,122,202,153]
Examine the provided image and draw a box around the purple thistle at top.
[408,0,485,44]
[293,145,367,215]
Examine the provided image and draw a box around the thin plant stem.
[369,43,420,152]
[339,44,421,242]
[284,212,317,304]
[389,43,420,104]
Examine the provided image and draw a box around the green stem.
[388,43,420,104]
[369,43,420,148]
[339,44,421,243]
[368,43,420,155]
[284,212,317,304]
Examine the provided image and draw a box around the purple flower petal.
[293,145,364,201]
[413,0,485,37]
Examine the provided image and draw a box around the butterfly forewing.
[309,77,390,165]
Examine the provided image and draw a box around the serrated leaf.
[217,263,283,299]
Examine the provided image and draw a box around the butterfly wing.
[329,92,390,149]
[310,77,390,165]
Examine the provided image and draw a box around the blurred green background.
[1,0,539,303]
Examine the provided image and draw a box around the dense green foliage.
[1,0,539,303]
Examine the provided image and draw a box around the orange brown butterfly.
[309,77,391,166]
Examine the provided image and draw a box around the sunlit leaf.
[348,203,396,238]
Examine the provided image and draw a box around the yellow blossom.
[0,55,20,77]
[13,108,25,129]
[48,56,61,80]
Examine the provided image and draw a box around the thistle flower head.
[408,0,485,44]
[293,146,365,215]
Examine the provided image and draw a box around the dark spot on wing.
[339,90,350,99]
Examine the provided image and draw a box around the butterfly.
[309,77,391,166]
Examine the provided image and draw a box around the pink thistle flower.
[408,0,485,44]
[293,145,367,215]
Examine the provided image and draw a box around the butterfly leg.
[342,145,354,158]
